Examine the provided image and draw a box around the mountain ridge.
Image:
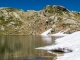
[0,5,80,35]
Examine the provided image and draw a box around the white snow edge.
[41,28,69,36]
[37,31,80,60]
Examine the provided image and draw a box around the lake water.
[0,35,57,60]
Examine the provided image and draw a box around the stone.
[63,19,76,24]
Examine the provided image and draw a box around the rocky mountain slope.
[0,5,80,35]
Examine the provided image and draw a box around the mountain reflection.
[0,35,55,60]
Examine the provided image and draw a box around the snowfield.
[37,30,80,60]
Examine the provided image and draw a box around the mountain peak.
[43,5,69,13]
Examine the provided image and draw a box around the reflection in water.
[0,36,55,60]
[0,36,22,60]
[41,36,52,44]
[41,36,56,45]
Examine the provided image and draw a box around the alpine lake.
[0,35,58,60]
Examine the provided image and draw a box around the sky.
[0,0,80,12]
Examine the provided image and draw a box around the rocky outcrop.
[0,5,80,35]
[63,19,76,24]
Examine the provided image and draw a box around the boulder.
[63,19,76,24]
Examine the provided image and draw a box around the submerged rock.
[50,47,72,53]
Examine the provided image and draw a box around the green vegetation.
[14,20,23,26]
[0,5,79,35]
[35,19,40,23]
[57,17,63,21]
[0,16,12,25]
[62,23,70,28]
[57,12,63,15]
[47,6,54,13]
[44,6,54,14]
[0,15,23,35]
[2,8,22,12]
[0,16,23,26]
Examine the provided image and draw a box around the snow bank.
[36,31,80,60]
[41,28,69,36]
[41,28,52,36]
[49,32,69,36]
[57,51,80,60]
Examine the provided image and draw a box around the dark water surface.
[0,35,56,60]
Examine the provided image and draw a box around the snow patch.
[41,28,70,37]
[41,28,52,36]
[37,31,80,60]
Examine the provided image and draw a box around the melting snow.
[41,28,52,36]
[41,28,69,36]
[37,31,80,60]
[49,32,69,36]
